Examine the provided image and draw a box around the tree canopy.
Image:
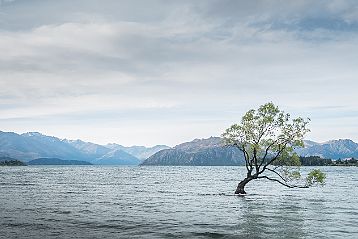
[222,102,326,194]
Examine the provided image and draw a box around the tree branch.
[238,147,250,172]
[259,142,288,174]
[258,141,276,169]
[253,147,259,174]
[233,143,250,173]
[258,176,308,188]
[266,168,287,182]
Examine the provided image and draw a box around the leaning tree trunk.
[235,177,252,194]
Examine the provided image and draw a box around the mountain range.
[296,139,358,159]
[141,137,245,166]
[27,158,93,165]
[1,130,357,166]
[141,137,358,166]
[105,144,170,160]
[0,131,167,165]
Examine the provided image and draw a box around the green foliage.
[222,102,309,163]
[222,102,327,191]
[281,167,301,181]
[222,102,310,169]
[306,169,326,186]
[274,153,301,166]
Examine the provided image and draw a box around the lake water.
[0,166,357,238]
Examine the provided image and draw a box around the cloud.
[0,0,358,145]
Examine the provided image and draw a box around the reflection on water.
[0,166,357,238]
[237,194,307,238]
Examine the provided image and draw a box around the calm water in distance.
[0,166,357,239]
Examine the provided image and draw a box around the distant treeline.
[333,157,358,166]
[0,159,26,166]
[299,156,332,166]
[299,156,358,166]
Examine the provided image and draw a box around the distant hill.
[92,149,140,165]
[64,139,140,165]
[299,156,332,166]
[0,156,19,161]
[0,131,89,161]
[0,156,26,166]
[141,137,245,166]
[106,144,170,160]
[28,158,92,165]
[64,139,111,157]
[0,131,168,165]
[142,137,358,166]
[1,130,357,165]
[297,139,358,159]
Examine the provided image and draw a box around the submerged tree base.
[234,188,246,195]
[234,178,251,194]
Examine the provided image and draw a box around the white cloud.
[0,0,358,145]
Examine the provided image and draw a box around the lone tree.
[222,102,325,194]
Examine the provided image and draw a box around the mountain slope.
[106,144,170,160]
[64,139,111,157]
[142,137,358,166]
[141,137,245,166]
[28,158,92,165]
[0,131,141,165]
[65,139,141,165]
[92,149,140,165]
[1,130,357,165]
[0,131,87,161]
[297,139,358,159]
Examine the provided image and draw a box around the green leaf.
[306,169,326,186]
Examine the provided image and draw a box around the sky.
[0,0,357,146]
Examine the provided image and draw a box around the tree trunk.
[235,178,252,194]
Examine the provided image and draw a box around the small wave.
[192,231,229,238]
[197,192,238,197]
[52,210,72,214]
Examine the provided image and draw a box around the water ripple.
[0,166,357,238]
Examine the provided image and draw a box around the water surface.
[0,166,357,238]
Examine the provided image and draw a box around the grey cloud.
[0,0,358,145]
[2,0,358,33]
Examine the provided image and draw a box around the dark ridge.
[28,158,92,165]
